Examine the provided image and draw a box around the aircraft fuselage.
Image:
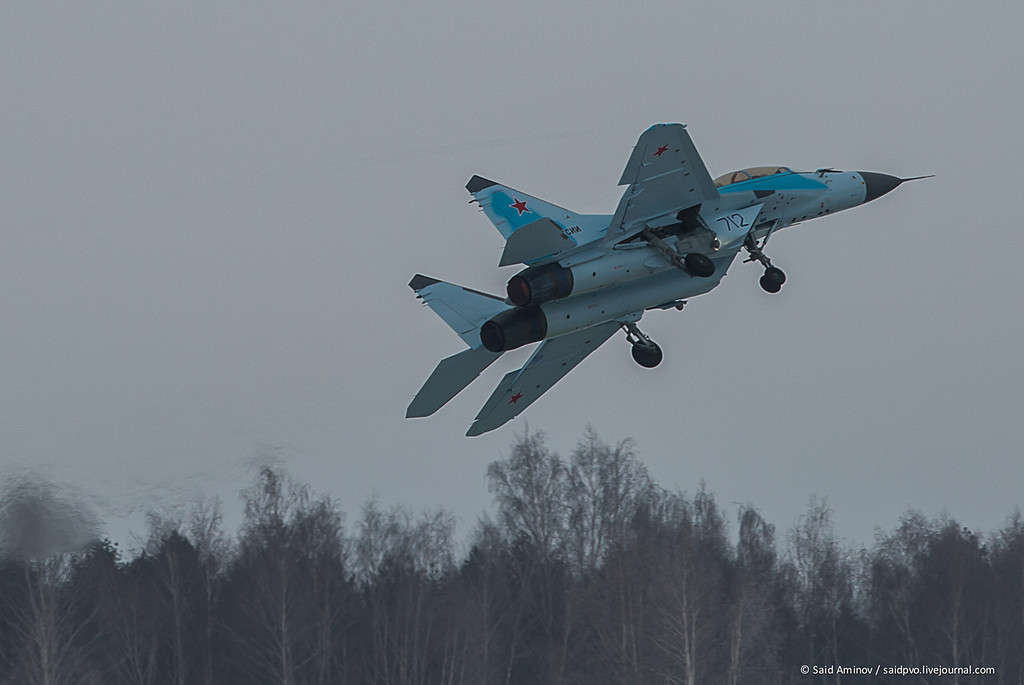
[408,123,925,435]
[481,170,893,354]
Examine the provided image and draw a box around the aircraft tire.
[684,253,715,278]
[765,266,786,286]
[631,342,663,368]
[760,267,786,293]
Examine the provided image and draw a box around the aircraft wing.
[604,123,719,245]
[466,322,620,436]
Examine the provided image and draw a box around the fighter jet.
[407,123,928,436]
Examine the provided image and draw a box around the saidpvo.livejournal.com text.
[801,664,996,677]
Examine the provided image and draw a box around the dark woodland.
[0,428,1018,684]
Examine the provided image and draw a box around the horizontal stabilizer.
[409,275,511,348]
[407,346,501,418]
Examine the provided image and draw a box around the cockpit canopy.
[713,166,792,188]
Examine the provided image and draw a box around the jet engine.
[480,306,548,353]
[506,263,574,307]
[505,232,718,308]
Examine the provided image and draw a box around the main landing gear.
[743,233,786,293]
[622,322,663,368]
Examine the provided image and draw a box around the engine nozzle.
[506,263,574,307]
[480,306,548,353]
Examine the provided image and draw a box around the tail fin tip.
[466,175,498,193]
[409,274,441,292]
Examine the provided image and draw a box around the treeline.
[0,428,1021,684]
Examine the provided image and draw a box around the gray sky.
[3,2,1022,551]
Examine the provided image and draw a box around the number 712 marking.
[716,214,750,231]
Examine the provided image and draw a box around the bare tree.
[485,428,572,684]
[355,500,456,685]
[989,510,1024,684]
[487,428,567,562]
[868,510,934,669]
[653,486,730,685]
[457,518,521,685]
[224,465,347,685]
[565,426,652,576]
[11,427,1024,683]
[187,496,229,685]
[143,516,205,685]
[787,496,855,685]
[6,556,94,685]
[107,555,161,685]
[914,519,991,684]
[728,506,780,685]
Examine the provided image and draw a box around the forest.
[0,428,1017,684]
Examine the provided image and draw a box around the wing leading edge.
[466,322,620,436]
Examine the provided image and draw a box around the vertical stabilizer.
[466,176,610,253]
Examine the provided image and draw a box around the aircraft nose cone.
[860,172,903,203]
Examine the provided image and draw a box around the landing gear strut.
[744,232,786,293]
[622,322,663,368]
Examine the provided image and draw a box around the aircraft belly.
[564,245,668,296]
[540,253,736,339]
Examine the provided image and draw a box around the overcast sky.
[3,2,1022,552]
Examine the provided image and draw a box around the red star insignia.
[508,391,523,404]
[654,145,669,158]
[510,198,530,216]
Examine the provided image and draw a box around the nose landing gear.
[622,322,663,368]
[759,266,786,293]
[744,233,786,293]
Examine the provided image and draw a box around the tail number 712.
[716,213,750,231]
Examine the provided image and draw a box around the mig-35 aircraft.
[407,123,928,436]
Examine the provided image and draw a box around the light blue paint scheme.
[705,171,871,240]
[468,180,610,254]
[409,277,510,348]
[704,203,764,252]
[717,171,827,194]
[410,124,924,435]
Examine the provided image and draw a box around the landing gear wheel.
[759,266,786,293]
[684,253,715,278]
[631,342,663,368]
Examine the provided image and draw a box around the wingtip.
[466,175,498,194]
[465,425,483,437]
[409,274,440,291]
[466,415,501,437]
[406,404,430,419]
